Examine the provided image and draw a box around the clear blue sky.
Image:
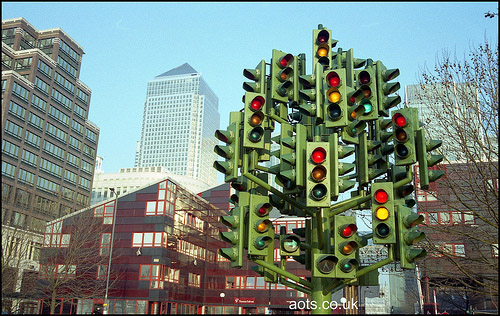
[2,2,498,177]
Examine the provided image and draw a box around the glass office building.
[135,64,219,189]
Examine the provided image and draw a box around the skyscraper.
[2,17,99,233]
[135,63,219,189]
[2,17,99,313]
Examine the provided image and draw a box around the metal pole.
[103,188,119,315]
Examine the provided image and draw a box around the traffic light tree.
[214,24,444,314]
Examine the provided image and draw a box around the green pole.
[311,208,331,314]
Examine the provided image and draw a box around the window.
[43,221,70,248]
[93,201,115,224]
[139,264,163,289]
[43,140,65,160]
[25,130,41,149]
[188,272,201,288]
[8,100,26,120]
[132,232,167,248]
[5,120,23,139]
[37,59,52,78]
[66,152,80,168]
[32,94,48,113]
[97,265,108,280]
[99,233,111,255]
[34,77,49,95]
[492,244,498,258]
[444,243,466,257]
[165,267,180,283]
[2,139,19,158]
[46,122,68,143]
[54,72,75,93]
[18,169,35,186]
[28,112,44,130]
[145,180,176,217]
[40,158,63,177]
[51,88,72,110]
[72,120,84,135]
[12,82,29,101]
[2,161,16,178]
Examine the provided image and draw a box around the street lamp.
[220,292,225,314]
[103,188,119,315]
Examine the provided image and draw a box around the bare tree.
[37,213,122,314]
[416,39,498,310]
[2,224,43,314]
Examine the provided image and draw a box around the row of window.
[419,211,475,226]
[225,275,307,293]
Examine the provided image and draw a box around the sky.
[2,2,498,177]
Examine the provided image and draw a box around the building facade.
[37,177,313,315]
[415,162,498,314]
[2,17,98,313]
[91,166,213,205]
[135,63,219,189]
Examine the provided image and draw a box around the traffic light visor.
[311,147,326,164]
[393,113,407,127]
[250,96,265,111]
[375,207,390,221]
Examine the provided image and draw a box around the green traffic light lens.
[328,104,342,120]
[362,101,373,114]
[311,184,327,200]
[249,127,264,143]
[395,144,409,158]
[375,223,390,238]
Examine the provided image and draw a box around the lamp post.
[220,292,225,314]
[103,188,119,315]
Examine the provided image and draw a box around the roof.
[155,63,198,78]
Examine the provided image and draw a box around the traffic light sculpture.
[213,23,443,312]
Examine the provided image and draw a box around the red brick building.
[415,162,498,314]
[37,178,311,314]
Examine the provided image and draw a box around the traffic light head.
[243,60,266,94]
[355,67,378,121]
[397,205,427,269]
[371,182,396,244]
[392,108,417,166]
[306,143,331,207]
[248,194,275,256]
[333,215,360,278]
[243,92,268,149]
[271,50,295,102]
[324,69,350,128]
[313,28,332,68]
[214,112,242,182]
[219,205,245,268]
[376,61,401,116]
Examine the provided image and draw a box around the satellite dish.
[136,248,142,256]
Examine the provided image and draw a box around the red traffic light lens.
[258,203,272,216]
[374,189,389,204]
[393,113,407,127]
[359,71,371,85]
[327,72,340,87]
[341,224,357,238]
[250,96,265,111]
[311,147,326,164]
[317,30,329,43]
[279,54,294,68]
